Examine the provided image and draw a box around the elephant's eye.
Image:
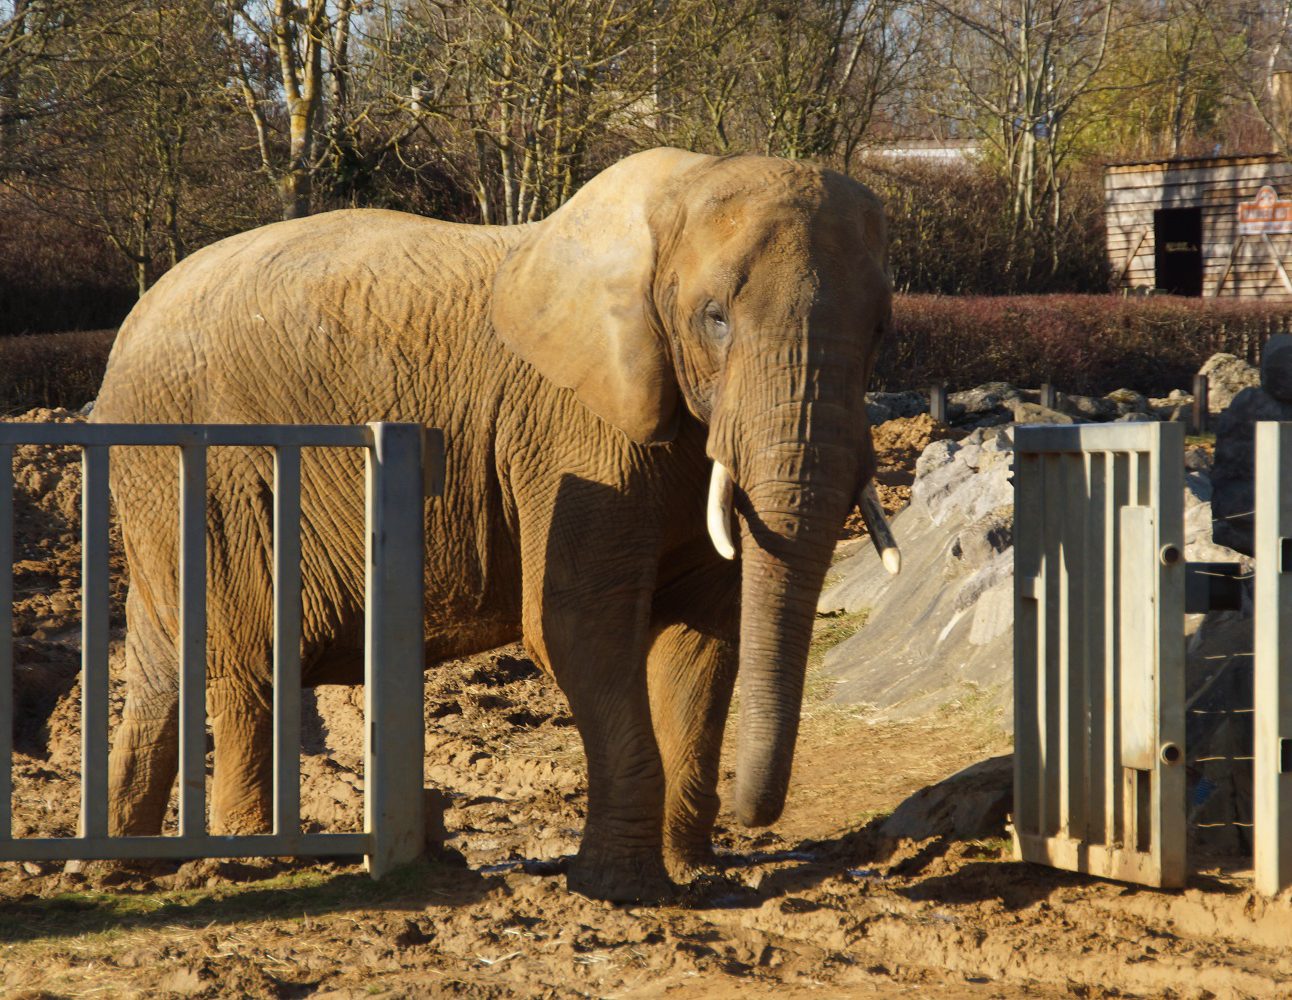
[702,301,729,341]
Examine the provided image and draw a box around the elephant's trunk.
[730,453,851,827]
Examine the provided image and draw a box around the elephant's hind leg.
[109,587,179,837]
[208,675,273,835]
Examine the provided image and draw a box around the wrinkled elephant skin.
[93,148,893,903]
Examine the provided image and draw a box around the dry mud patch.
[1,412,1291,997]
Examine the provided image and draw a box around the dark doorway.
[1154,207,1203,296]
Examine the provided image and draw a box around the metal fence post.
[1255,422,1292,895]
[1190,375,1209,435]
[1040,383,1058,410]
[929,384,948,423]
[364,423,427,878]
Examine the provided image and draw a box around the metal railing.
[1013,422,1187,888]
[0,422,441,878]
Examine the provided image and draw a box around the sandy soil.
[2,414,1290,999]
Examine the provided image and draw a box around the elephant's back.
[93,209,525,426]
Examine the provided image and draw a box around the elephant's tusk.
[707,462,737,560]
[860,482,901,575]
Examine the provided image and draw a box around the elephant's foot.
[566,844,675,903]
[209,796,272,836]
[664,839,724,883]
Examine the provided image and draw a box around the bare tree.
[214,0,361,219]
[920,0,1116,274]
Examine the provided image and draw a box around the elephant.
[91,147,898,903]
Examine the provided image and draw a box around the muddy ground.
[2,412,1291,999]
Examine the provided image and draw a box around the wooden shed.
[1105,154,1292,299]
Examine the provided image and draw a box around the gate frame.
[1012,421,1187,888]
[0,421,441,878]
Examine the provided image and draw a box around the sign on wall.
[1239,186,1292,236]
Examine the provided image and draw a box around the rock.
[910,426,1014,528]
[953,547,1014,613]
[1116,411,1156,422]
[969,581,1013,646]
[1211,385,1292,555]
[866,400,894,426]
[1199,352,1260,411]
[1262,334,1292,403]
[879,755,1012,841]
[1011,401,1075,425]
[1105,387,1150,414]
[1059,393,1118,422]
[1150,395,1192,422]
[947,382,1023,424]
[866,390,928,422]
[948,508,1014,571]
[1185,446,1213,472]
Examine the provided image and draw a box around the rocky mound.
[821,402,1244,727]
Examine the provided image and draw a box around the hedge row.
[0,329,116,415]
[878,295,1292,397]
[5,296,1292,415]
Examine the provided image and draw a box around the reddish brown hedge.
[878,295,1292,396]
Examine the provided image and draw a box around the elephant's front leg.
[520,477,670,903]
[648,623,737,877]
[646,557,739,878]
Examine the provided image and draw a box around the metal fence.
[0,422,442,878]
[1013,422,1187,888]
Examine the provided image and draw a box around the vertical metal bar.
[1256,422,1292,894]
[364,423,427,878]
[1013,451,1043,839]
[1060,452,1087,841]
[1107,451,1128,845]
[1042,454,1063,836]
[178,443,207,838]
[80,445,110,838]
[1152,421,1187,887]
[0,444,12,840]
[273,446,302,838]
[1085,451,1108,845]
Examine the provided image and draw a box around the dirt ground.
[3,413,1292,999]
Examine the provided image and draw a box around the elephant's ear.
[491,148,709,445]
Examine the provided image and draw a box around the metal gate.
[1013,422,1187,888]
[0,421,441,878]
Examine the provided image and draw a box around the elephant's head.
[492,147,896,827]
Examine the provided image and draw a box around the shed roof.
[1105,152,1283,175]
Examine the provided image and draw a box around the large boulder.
[820,425,1017,721]
[1211,385,1292,555]
[1200,352,1260,412]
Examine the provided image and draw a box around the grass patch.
[808,609,869,671]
